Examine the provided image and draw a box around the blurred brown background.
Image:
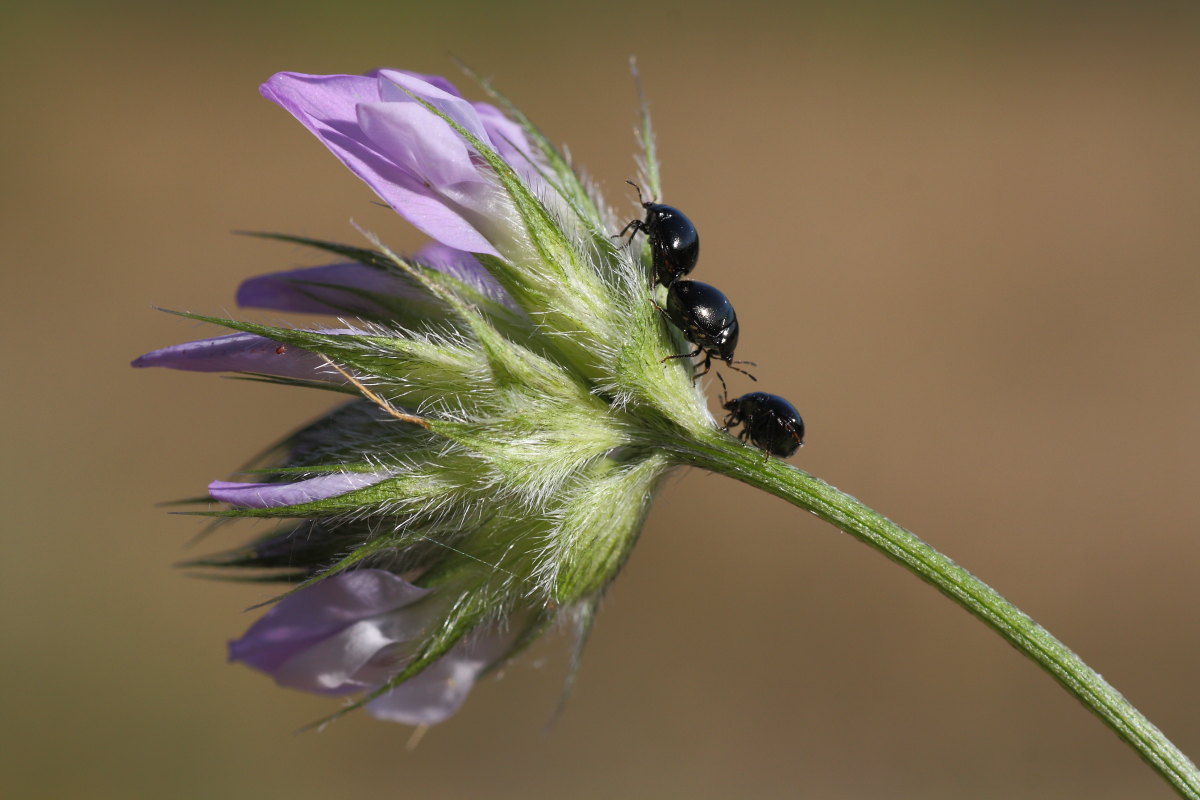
[3,1,1198,797]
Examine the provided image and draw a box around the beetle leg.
[723,359,758,382]
[662,346,702,364]
[614,218,645,242]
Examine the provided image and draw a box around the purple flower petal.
[374,70,490,145]
[365,626,517,726]
[261,72,498,255]
[271,604,439,693]
[229,570,428,675]
[209,470,393,509]
[271,619,402,693]
[356,100,484,191]
[131,331,334,381]
[374,72,544,189]
[236,262,422,316]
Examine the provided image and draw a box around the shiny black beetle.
[722,391,805,458]
[616,180,699,287]
[658,280,756,380]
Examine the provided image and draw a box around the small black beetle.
[722,391,805,458]
[659,280,756,380]
[616,180,699,287]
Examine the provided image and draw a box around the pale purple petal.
[272,605,439,692]
[261,72,498,255]
[374,71,543,190]
[272,619,399,693]
[209,470,393,509]
[229,570,428,674]
[365,626,517,726]
[236,262,421,316]
[374,70,489,144]
[356,101,483,190]
[131,332,332,381]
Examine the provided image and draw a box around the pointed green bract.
[544,452,670,601]
[630,57,662,202]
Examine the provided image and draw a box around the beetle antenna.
[625,179,648,206]
[715,371,728,406]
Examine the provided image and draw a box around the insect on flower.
[616,180,699,287]
[722,391,805,458]
[658,279,757,382]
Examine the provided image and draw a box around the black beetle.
[616,180,699,287]
[658,280,756,381]
[722,391,805,458]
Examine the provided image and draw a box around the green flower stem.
[673,426,1200,799]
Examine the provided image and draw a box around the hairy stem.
[673,426,1199,799]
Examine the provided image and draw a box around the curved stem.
[674,427,1200,799]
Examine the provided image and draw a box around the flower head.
[135,66,714,726]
